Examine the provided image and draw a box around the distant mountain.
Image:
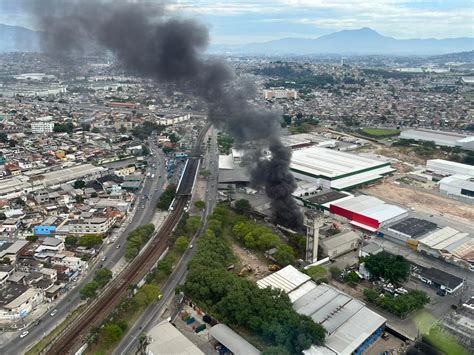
[212,28,474,56]
[0,24,40,53]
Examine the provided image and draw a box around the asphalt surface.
[113,127,220,355]
[2,136,167,355]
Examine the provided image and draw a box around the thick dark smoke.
[29,0,303,229]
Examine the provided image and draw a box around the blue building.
[34,225,56,235]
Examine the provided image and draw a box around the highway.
[1,136,166,355]
[113,126,220,355]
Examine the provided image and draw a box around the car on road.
[50,309,58,317]
[189,244,193,249]
[141,205,145,209]
[20,330,29,338]
[34,319,42,326]
[101,256,107,262]
[116,244,121,249]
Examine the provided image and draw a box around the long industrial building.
[329,195,408,232]
[426,159,474,177]
[290,147,395,191]
[400,129,474,151]
[257,266,386,355]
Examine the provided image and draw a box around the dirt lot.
[231,242,272,281]
[362,181,474,224]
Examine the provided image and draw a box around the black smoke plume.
[29,0,303,229]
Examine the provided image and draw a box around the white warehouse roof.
[418,226,470,250]
[290,147,391,180]
[147,321,204,355]
[427,159,474,177]
[257,265,310,293]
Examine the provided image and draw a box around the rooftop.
[290,147,390,180]
[388,217,437,238]
[147,320,204,355]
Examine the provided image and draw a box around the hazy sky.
[1,0,473,44]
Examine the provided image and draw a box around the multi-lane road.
[1,137,167,355]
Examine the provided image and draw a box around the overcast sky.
[1,0,473,44]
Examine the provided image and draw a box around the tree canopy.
[124,224,155,261]
[361,252,409,283]
[157,185,176,210]
[234,199,251,215]
[79,234,103,248]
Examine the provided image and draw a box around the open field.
[362,181,474,224]
[361,127,400,137]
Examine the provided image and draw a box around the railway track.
[45,198,187,354]
[44,125,208,354]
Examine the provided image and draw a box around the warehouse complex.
[380,218,474,271]
[257,266,386,355]
[290,147,395,191]
[400,129,474,151]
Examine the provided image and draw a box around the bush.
[364,288,430,317]
[79,234,103,248]
[306,265,327,282]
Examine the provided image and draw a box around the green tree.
[80,281,99,299]
[8,139,17,147]
[65,235,78,246]
[234,199,251,215]
[273,245,295,266]
[73,180,86,189]
[157,185,176,210]
[157,255,175,275]
[79,234,103,248]
[344,271,360,284]
[0,213,6,220]
[168,133,180,143]
[94,268,113,288]
[26,235,38,242]
[174,236,189,253]
[91,127,100,133]
[0,132,8,143]
[262,346,291,355]
[14,197,25,207]
[185,216,201,236]
[134,284,161,306]
[194,200,205,209]
[362,252,409,283]
[102,323,124,346]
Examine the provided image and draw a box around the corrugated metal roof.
[325,307,386,354]
[419,227,469,249]
[290,147,389,179]
[257,265,311,293]
[361,204,408,223]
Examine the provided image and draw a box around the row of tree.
[363,288,430,318]
[183,203,326,354]
[124,224,155,261]
[80,268,113,299]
